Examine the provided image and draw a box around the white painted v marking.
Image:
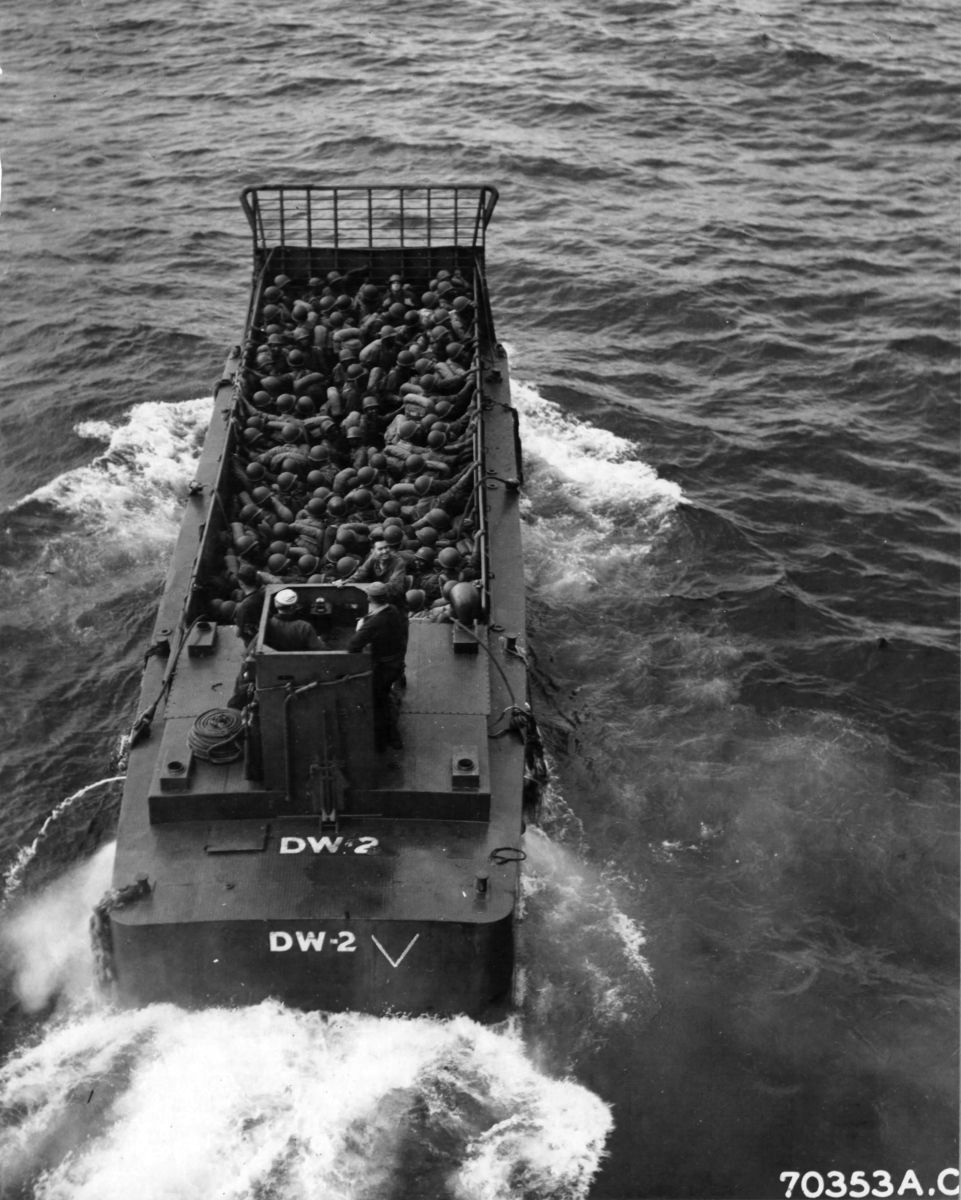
[371,933,420,969]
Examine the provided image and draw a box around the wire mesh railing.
[241,185,499,253]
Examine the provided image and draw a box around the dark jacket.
[264,614,322,651]
[234,587,266,644]
[347,604,407,668]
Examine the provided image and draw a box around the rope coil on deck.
[187,708,245,763]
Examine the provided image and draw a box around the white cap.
[275,588,299,610]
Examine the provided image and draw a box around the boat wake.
[519,811,658,1070]
[0,399,212,627]
[18,398,213,544]
[0,845,611,1200]
[510,375,683,600]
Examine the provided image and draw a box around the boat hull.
[102,185,532,1020]
[111,912,514,1018]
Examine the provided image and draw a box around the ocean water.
[0,1,958,1197]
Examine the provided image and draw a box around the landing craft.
[93,185,544,1018]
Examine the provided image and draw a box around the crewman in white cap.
[264,589,324,651]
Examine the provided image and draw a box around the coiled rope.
[186,708,245,763]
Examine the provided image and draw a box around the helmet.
[275,588,299,610]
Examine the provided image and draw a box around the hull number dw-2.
[278,836,380,855]
[268,931,420,968]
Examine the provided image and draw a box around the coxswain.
[347,582,408,751]
[263,588,324,651]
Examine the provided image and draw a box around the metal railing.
[241,185,499,254]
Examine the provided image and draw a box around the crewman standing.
[347,582,408,751]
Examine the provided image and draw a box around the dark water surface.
[0,1,958,1197]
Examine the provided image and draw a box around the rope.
[187,708,245,763]
[130,614,212,746]
[255,669,372,695]
[90,875,152,988]
[489,846,526,865]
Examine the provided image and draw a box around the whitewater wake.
[0,1001,613,1200]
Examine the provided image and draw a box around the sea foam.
[0,1000,612,1200]
[20,397,212,554]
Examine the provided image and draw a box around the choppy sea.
[0,2,958,1197]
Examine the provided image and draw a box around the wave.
[508,374,683,605]
[0,1001,612,1200]
[0,398,210,624]
[0,848,613,1200]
